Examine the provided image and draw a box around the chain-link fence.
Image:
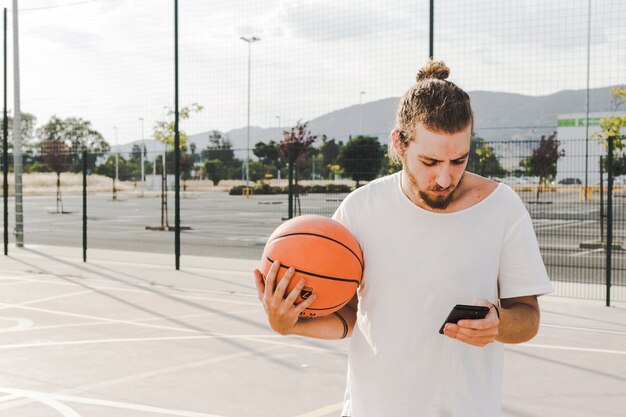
[1,0,625,303]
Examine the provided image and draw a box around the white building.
[556,111,626,186]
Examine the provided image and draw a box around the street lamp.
[139,117,145,185]
[276,115,281,180]
[113,126,119,201]
[241,35,261,190]
[359,91,366,135]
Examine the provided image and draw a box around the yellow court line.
[293,402,344,417]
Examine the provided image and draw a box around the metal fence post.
[2,8,7,256]
[606,136,614,307]
[174,0,180,270]
[82,150,87,262]
[599,155,604,243]
[288,144,294,219]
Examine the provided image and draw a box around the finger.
[446,324,497,342]
[284,278,306,306]
[457,318,492,330]
[264,261,281,300]
[253,269,265,301]
[294,293,318,316]
[451,331,495,347]
[273,267,295,302]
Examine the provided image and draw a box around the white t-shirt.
[332,171,552,417]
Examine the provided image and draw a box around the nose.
[436,164,452,189]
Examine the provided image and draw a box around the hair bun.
[416,59,450,82]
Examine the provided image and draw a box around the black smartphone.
[439,304,491,334]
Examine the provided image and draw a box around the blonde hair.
[389,59,473,163]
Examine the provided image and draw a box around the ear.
[391,129,404,158]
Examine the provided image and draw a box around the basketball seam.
[306,296,353,311]
[266,256,361,285]
[267,232,364,271]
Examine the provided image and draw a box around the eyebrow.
[418,152,470,163]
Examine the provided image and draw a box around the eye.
[421,160,437,167]
[452,159,466,165]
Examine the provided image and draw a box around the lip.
[432,189,450,195]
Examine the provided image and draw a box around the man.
[253,59,552,417]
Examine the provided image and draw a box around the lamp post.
[275,115,281,180]
[139,117,145,185]
[359,91,366,135]
[113,126,118,201]
[241,35,260,189]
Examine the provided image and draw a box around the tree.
[151,103,203,229]
[95,154,131,180]
[203,131,237,170]
[6,112,38,169]
[40,137,69,213]
[594,87,626,177]
[338,135,384,187]
[523,132,564,203]
[203,159,228,186]
[319,136,342,179]
[130,143,146,163]
[36,116,109,173]
[180,151,193,191]
[254,140,281,167]
[254,140,283,179]
[279,121,317,216]
[468,137,506,177]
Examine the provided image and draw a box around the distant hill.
[114,86,623,161]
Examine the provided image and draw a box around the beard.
[404,169,464,210]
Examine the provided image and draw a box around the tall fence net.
[1,0,625,303]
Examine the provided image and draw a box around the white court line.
[0,275,53,285]
[570,248,604,257]
[0,289,96,311]
[0,333,338,351]
[0,329,343,354]
[0,388,229,417]
[0,275,259,305]
[0,280,46,288]
[16,391,81,417]
[0,303,210,334]
[0,308,261,334]
[293,402,344,417]
[0,317,34,332]
[535,220,594,232]
[0,348,274,412]
[511,343,626,356]
[542,323,626,336]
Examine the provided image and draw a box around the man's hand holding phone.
[441,300,500,348]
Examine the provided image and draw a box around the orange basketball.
[261,214,363,318]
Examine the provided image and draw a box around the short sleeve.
[498,213,553,299]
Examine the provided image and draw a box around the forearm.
[289,304,357,340]
[496,301,540,344]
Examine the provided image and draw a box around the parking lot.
[3,186,626,301]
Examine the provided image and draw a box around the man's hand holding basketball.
[253,260,318,335]
[443,301,500,348]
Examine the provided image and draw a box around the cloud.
[279,0,417,42]
[25,24,100,51]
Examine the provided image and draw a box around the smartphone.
[439,304,490,334]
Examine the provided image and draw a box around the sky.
[0,0,623,148]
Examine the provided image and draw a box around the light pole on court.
[241,35,260,190]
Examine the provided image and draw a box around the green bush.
[228,183,352,195]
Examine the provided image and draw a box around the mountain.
[113,86,622,159]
